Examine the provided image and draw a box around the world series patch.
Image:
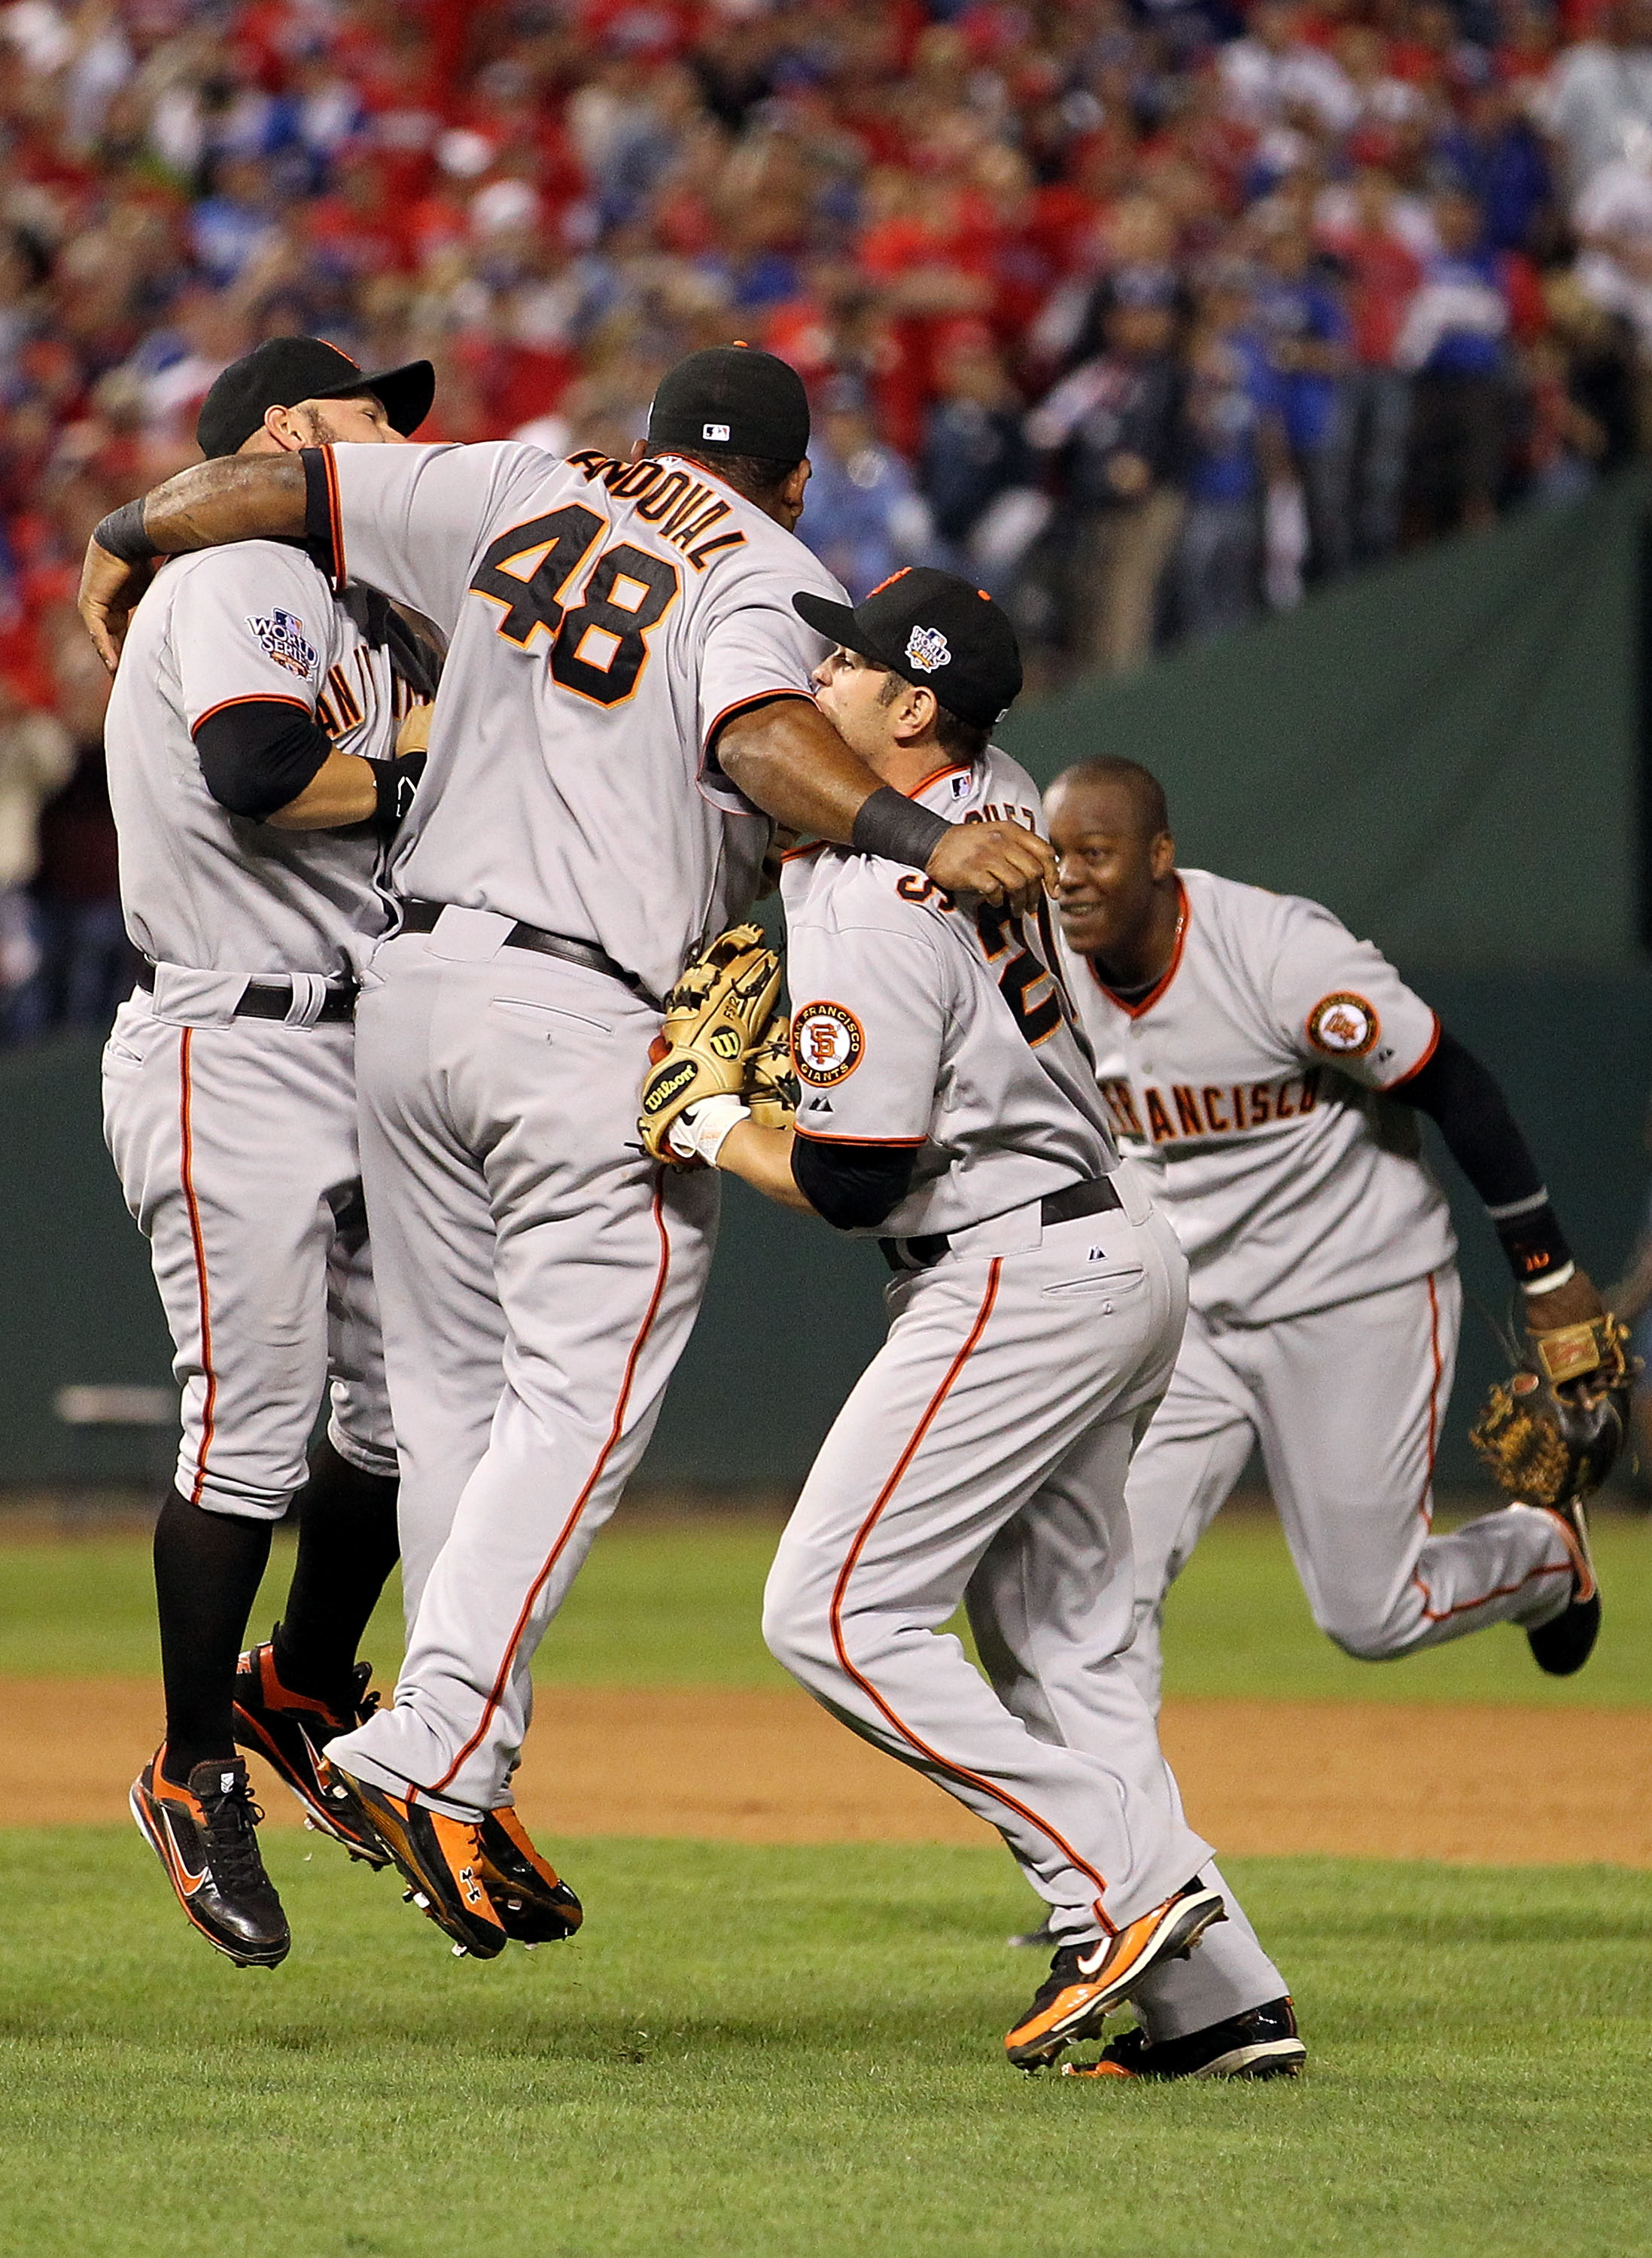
[247,607,320,681]
[1306,991,1380,1057]
[792,1001,863,1086]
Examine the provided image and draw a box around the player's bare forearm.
[714,1119,816,1213]
[265,751,377,831]
[1524,1269,1606,1337]
[715,701,1054,912]
[79,458,309,671]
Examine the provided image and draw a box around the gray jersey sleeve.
[698,579,835,752]
[1267,896,1439,1090]
[169,543,334,731]
[788,916,946,1149]
[320,441,545,634]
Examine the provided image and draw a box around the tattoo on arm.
[138,455,309,552]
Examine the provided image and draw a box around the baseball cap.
[196,336,435,459]
[794,567,1023,732]
[647,343,811,463]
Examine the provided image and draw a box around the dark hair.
[671,449,802,502]
[1053,756,1170,836]
[876,668,990,762]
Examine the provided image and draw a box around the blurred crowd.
[1,0,1650,1042]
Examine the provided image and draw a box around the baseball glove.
[744,1012,799,1132]
[638,924,781,1164]
[1468,1313,1636,1508]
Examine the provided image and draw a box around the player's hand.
[926,820,1055,914]
[78,538,152,674]
[396,701,434,757]
[1525,1269,1608,1339]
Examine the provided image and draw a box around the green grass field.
[2,1508,1647,2256]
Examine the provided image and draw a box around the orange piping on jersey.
[190,693,312,735]
[1382,1012,1441,1093]
[178,1030,218,1505]
[780,840,829,864]
[911,762,972,799]
[415,1187,673,1805]
[824,1259,1118,1937]
[1088,876,1188,1019]
[701,688,816,762]
[321,444,345,589]
[791,1126,927,1146]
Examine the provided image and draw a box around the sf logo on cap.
[905,624,951,672]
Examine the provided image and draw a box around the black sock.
[269,1435,400,1703]
[154,1487,273,1787]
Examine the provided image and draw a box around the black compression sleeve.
[194,698,333,820]
[791,1137,917,1231]
[1389,1026,1574,1288]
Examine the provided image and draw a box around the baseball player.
[81,347,1056,1960]
[99,337,439,1967]
[1046,755,1608,1728]
[659,570,1304,2082]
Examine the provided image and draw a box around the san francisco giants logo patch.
[792,1001,863,1086]
[1306,992,1380,1057]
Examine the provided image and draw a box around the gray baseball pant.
[326,919,718,1818]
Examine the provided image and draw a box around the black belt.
[135,963,357,1024]
[398,899,659,1006]
[880,1175,1124,1274]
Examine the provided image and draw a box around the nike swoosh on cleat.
[160,1807,209,1896]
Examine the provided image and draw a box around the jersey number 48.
[470,504,680,708]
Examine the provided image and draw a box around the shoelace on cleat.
[196,1778,274,1896]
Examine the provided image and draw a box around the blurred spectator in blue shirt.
[920,322,1047,604]
[797,378,937,601]
[1397,187,1513,534]
[1173,263,1288,641]
[1438,82,1554,254]
[1252,221,1352,583]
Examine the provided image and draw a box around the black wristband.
[850,784,951,871]
[370,750,427,837]
[93,498,151,562]
[1489,1191,1574,1292]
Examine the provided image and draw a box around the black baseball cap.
[647,343,810,463]
[794,567,1023,732]
[196,336,435,458]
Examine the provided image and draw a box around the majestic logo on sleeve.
[791,1001,864,1086]
[247,609,319,681]
[1306,992,1380,1057]
[905,624,951,673]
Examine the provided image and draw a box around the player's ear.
[1149,829,1176,880]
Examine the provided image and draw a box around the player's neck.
[1092,878,1182,994]
[879,736,963,798]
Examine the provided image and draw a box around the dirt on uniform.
[5,1678,1649,1865]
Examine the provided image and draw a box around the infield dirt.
[4,1677,1647,1865]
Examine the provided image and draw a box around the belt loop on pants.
[134,962,358,1024]
[878,1174,1124,1274]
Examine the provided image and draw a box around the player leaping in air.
[1046,756,1614,1732]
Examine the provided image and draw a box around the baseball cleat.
[473,1808,583,1944]
[314,1757,507,1959]
[1004,1880,1227,2071]
[1061,1996,1305,2082]
[1007,1915,1057,1949]
[129,1748,290,1968]
[1528,1495,1600,1677]
[232,1636,388,1866]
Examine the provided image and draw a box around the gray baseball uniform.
[102,541,414,1515]
[763,752,1289,2037]
[1063,868,1577,1709]
[318,441,847,1815]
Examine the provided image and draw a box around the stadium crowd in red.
[0,0,1649,1036]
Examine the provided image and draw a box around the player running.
[81,347,1054,1961]
[1047,755,1608,1720]
[102,338,439,1966]
[657,572,1304,2083]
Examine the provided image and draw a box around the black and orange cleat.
[473,1808,583,1946]
[314,1757,507,1959]
[1062,1996,1305,2083]
[1004,1881,1226,2071]
[1529,1495,1601,1677]
[129,1748,290,1968]
[233,1636,388,1866]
